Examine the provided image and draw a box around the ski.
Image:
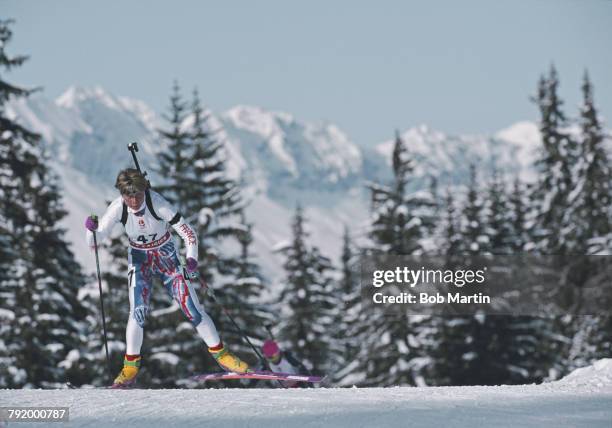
[191,370,325,383]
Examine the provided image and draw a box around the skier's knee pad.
[132,305,149,328]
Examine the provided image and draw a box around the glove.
[85,215,98,232]
[186,257,198,273]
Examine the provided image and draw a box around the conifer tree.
[187,88,245,284]
[0,19,88,387]
[508,178,528,252]
[368,131,436,255]
[146,85,258,385]
[572,71,612,252]
[457,165,491,255]
[564,72,612,372]
[441,190,462,258]
[277,205,337,374]
[155,81,191,211]
[526,67,584,380]
[221,212,275,350]
[344,132,436,386]
[330,226,361,382]
[486,169,514,254]
[529,65,578,254]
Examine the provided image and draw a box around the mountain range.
[7,86,542,283]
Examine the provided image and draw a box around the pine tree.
[155,81,191,211]
[277,205,337,374]
[529,65,578,254]
[573,71,612,252]
[343,132,437,387]
[564,72,612,372]
[330,226,361,382]
[429,167,513,386]
[0,19,88,387]
[486,169,514,255]
[221,212,275,351]
[144,85,256,386]
[182,88,258,370]
[441,189,462,258]
[526,67,584,381]
[368,131,436,255]
[457,164,491,255]
[508,178,528,253]
[187,88,245,284]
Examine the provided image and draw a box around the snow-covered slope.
[1,360,610,427]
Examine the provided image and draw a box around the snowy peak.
[372,122,539,186]
[57,85,160,134]
[224,105,295,136]
[221,105,362,189]
[48,86,160,186]
[495,121,540,145]
[374,124,447,160]
[56,85,120,110]
[224,105,299,177]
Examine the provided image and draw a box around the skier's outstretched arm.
[85,198,122,249]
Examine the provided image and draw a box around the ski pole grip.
[127,142,139,152]
[127,142,145,176]
[180,255,199,281]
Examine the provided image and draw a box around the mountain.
[221,105,363,194]
[372,123,540,189]
[7,86,543,283]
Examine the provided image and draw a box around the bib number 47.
[136,233,157,244]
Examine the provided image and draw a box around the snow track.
[1,381,611,427]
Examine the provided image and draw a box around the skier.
[261,340,309,387]
[85,168,249,387]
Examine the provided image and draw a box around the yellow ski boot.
[111,355,141,388]
[209,344,250,373]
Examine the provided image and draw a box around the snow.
[1,361,611,427]
[222,104,362,184]
[57,86,122,112]
[495,121,541,181]
[224,105,299,177]
[0,308,15,321]
[150,352,180,366]
[374,122,539,185]
[556,359,612,389]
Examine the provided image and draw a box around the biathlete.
[85,168,249,387]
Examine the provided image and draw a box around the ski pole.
[180,257,267,361]
[92,215,112,381]
[180,259,284,386]
[264,324,275,340]
[204,282,286,388]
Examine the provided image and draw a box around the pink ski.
[191,370,325,383]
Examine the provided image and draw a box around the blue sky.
[4,0,612,146]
